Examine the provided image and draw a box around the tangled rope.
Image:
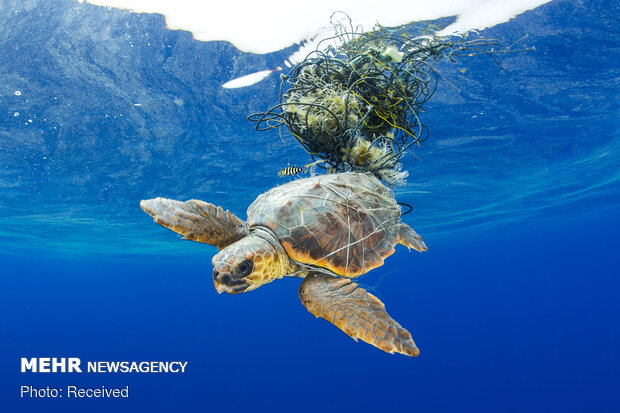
[249,14,514,186]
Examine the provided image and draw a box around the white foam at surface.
[80,0,552,54]
[221,68,281,89]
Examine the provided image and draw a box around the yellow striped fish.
[278,165,302,177]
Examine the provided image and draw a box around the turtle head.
[211,230,290,294]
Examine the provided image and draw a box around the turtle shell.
[246,172,402,277]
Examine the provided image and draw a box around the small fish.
[278,166,303,177]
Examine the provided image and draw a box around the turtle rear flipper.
[140,198,249,250]
[298,273,420,357]
[398,223,427,252]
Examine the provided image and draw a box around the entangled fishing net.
[250,14,512,186]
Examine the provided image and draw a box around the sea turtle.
[140,172,427,356]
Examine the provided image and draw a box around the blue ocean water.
[0,0,618,411]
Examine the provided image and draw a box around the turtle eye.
[236,259,253,277]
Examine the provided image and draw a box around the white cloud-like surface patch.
[80,0,551,54]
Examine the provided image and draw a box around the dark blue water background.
[0,0,618,411]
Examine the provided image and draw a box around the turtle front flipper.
[298,273,420,357]
[140,198,249,250]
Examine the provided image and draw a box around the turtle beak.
[212,268,250,294]
[214,282,225,294]
[212,269,225,294]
